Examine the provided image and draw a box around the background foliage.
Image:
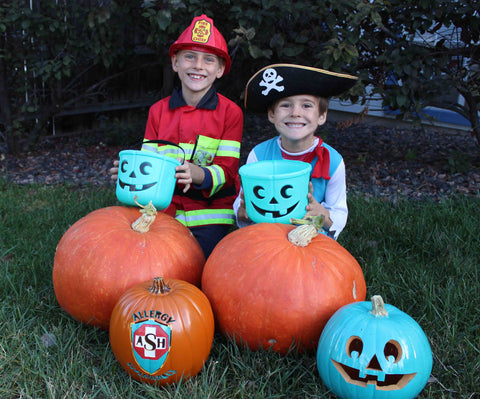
[1,0,479,153]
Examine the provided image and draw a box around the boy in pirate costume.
[234,64,357,239]
[111,15,243,258]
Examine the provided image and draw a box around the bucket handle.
[143,139,186,165]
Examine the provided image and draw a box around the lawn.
[1,180,478,398]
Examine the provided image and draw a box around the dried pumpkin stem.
[131,197,157,233]
[370,295,389,317]
[149,277,171,295]
[287,224,318,247]
[288,215,324,247]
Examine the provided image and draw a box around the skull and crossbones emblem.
[259,68,284,96]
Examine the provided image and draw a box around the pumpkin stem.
[370,295,389,317]
[149,277,171,295]
[287,215,324,247]
[287,224,318,247]
[131,197,157,233]
[290,215,325,230]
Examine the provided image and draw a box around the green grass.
[1,181,479,398]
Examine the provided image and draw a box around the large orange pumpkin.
[109,277,214,385]
[53,205,204,330]
[201,223,366,354]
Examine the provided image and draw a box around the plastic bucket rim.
[239,160,312,179]
[118,149,181,166]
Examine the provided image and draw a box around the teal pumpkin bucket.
[239,160,312,224]
[116,150,180,210]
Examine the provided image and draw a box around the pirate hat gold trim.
[244,63,358,112]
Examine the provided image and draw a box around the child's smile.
[268,95,327,152]
[285,122,307,128]
[172,50,225,105]
[187,73,207,80]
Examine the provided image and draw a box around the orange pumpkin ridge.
[201,223,366,354]
[53,206,205,330]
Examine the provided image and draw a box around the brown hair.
[318,97,330,114]
[268,96,330,114]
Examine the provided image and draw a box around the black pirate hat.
[244,63,358,113]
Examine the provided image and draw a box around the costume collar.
[278,137,319,156]
[169,85,219,110]
[278,136,330,180]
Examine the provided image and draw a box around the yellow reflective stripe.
[174,209,235,227]
[180,143,195,160]
[142,137,240,160]
[199,136,220,147]
[216,139,241,158]
[141,141,158,153]
[205,165,226,195]
[141,140,183,160]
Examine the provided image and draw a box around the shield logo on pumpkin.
[131,319,171,374]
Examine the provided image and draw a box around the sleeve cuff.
[193,167,212,190]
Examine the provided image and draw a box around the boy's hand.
[175,160,206,193]
[175,161,192,193]
[109,159,119,181]
[237,190,251,223]
[305,182,332,229]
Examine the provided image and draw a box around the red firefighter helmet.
[169,14,231,74]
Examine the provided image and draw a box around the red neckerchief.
[282,138,330,180]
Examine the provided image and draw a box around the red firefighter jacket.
[142,86,243,227]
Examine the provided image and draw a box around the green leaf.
[269,33,284,49]
[371,11,383,27]
[333,47,341,61]
[248,44,264,59]
[282,46,304,57]
[343,45,358,59]
[245,27,256,41]
[157,10,171,30]
[396,95,407,107]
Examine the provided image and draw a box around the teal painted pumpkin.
[316,295,432,399]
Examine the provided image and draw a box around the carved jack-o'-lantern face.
[116,150,180,210]
[240,160,312,224]
[118,159,157,193]
[331,335,415,391]
[250,182,299,219]
[317,296,433,399]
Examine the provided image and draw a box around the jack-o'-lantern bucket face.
[240,160,311,224]
[116,150,180,209]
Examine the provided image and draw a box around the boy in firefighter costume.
[234,64,357,239]
[112,15,243,258]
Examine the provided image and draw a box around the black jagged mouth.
[251,201,299,218]
[331,359,417,391]
[119,180,157,192]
